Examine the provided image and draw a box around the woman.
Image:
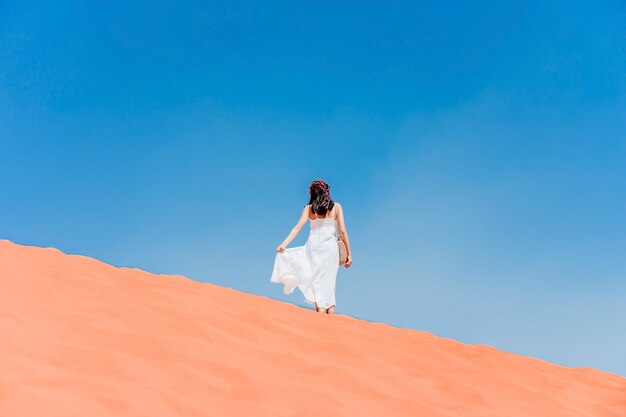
[271,180,352,314]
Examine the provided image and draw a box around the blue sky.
[1,1,625,375]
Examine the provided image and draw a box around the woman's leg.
[315,302,327,313]
[326,305,336,314]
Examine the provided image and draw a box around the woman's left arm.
[276,206,310,253]
[336,203,352,268]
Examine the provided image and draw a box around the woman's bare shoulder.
[332,202,342,218]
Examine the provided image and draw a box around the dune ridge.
[1,239,624,417]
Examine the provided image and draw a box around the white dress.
[270,214,340,309]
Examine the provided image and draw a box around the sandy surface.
[1,239,624,417]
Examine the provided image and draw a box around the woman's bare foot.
[326,305,336,314]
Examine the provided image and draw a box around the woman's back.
[307,203,339,221]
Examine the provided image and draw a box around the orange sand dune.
[1,239,624,417]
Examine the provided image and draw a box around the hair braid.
[308,179,335,216]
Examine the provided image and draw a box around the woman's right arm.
[276,205,310,253]
[336,203,353,268]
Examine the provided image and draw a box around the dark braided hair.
[308,179,335,216]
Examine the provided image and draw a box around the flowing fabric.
[271,217,340,309]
